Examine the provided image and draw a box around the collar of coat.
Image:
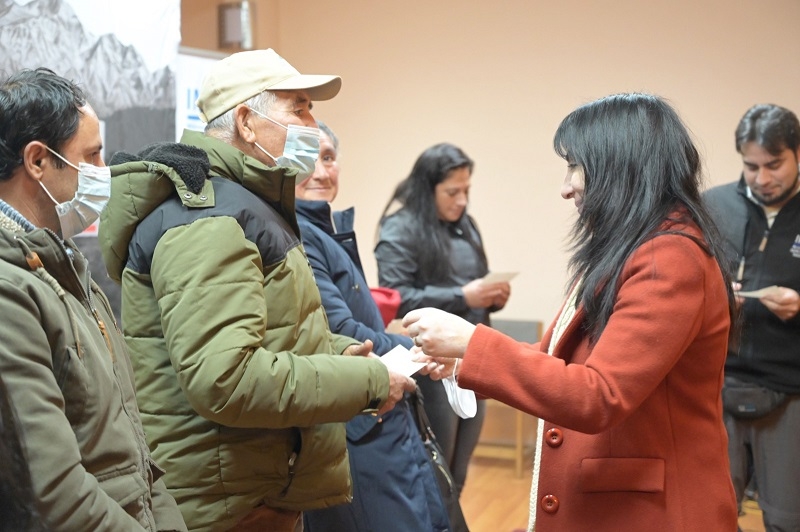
[296,199,356,237]
[99,130,299,282]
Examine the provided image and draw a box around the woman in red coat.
[405,93,739,531]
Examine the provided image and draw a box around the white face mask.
[248,107,320,183]
[41,146,111,239]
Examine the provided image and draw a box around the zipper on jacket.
[738,228,769,283]
[751,228,770,290]
[279,430,303,497]
[278,451,298,497]
[758,229,769,252]
[92,283,122,334]
[91,306,115,362]
[44,227,118,362]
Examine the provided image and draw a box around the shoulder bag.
[409,386,470,532]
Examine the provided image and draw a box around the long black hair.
[379,143,486,281]
[554,93,736,343]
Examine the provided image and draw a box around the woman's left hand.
[402,307,476,359]
[491,282,511,309]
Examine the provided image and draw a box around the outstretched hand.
[402,307,476,359]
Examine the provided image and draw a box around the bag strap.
[409,386,437,443]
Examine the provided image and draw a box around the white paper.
[482,271,518,284]
[442,375,477,419]
[736,285,782,299]
[379,345,426,377]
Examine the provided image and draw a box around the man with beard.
[705,103,800,532]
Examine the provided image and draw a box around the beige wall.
[183,0,800,325]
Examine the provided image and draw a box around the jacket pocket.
[148,457,166,484]
[53,346,89,423]
[96,463,149,507]
[579,457,664,493]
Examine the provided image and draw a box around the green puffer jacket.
[0,217,186,531]
[98,131,390,532]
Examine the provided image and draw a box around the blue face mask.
[248,107,320,183]
[40,147,111,238]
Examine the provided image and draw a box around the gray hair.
[204,90,278,142]
[317,121,339,151]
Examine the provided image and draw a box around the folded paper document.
[379,345,426,377]
[482,271,518,284]
[736,285,782,299]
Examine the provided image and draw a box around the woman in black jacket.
[375,143,510,496]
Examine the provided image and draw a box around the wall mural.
[0,0,181,318]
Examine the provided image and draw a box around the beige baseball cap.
[196,48,342,123]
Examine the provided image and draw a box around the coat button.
[546,427,563,447]
[541,494,560,514]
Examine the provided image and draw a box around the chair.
[472,319,543,478]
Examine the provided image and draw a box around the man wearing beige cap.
[98,49,417,532]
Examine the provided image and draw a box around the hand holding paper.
[482,271,518,283]
[379,345,426,377]
[735,285,783,299]
[462,273,515,309]
[735,284,800,321]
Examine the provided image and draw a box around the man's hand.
[760,286,800,321]
[377,370,416,415]
[343,339,374,357]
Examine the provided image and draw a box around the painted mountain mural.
[0,0,179,319]
[0,0,174,118]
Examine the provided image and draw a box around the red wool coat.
[459,225,738,531]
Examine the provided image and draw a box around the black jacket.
[705,178,800,393]
[375,208,491,326]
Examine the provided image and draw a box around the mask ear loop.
[38,180,60,206]
[247,107,288,131]
[38,147,77,209]
[246,107,283,165]
[44,146,80,171]
[253,142,279,164]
